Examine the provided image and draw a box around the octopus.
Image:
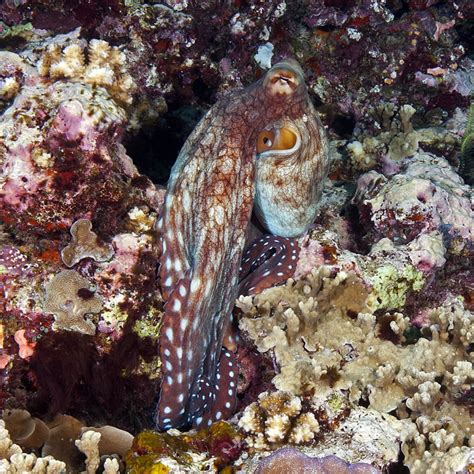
[156,59,329,430]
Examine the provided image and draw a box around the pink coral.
[14,329,36,359]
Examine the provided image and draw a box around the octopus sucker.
[156,59,329,430]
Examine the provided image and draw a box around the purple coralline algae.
[354,152,473,248]
[0,31,164,432]
[0,32,157,234]
[254,447,380,474]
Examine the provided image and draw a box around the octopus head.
[263,59,305,97]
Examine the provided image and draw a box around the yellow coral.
[38,39,135,105]
[238,391,323,449]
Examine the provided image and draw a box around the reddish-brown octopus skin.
[156,59,321,430]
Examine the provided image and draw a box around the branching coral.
[0,420,66,473]
[237,396,401,471]
[1,410,132,473]
[238,391,321,449]
[61,219,114,268]
[238,267,472,472]
[43,270,103,335]
[75,430,101,474]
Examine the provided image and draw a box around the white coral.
[289,413,320,444]
[75,430,101,474]
[406,381,442,412]
[265,414,290,442]
[0,420,66,473]
[238,405,260,434]
[450,361,473,386]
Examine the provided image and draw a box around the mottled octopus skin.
[156,59,327,430]
[254,100,330,237]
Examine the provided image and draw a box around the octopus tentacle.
[239,235,300,296]
[191,348,238,427]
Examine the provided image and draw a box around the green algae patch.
[125,422,243,473]
[367,263,424,311]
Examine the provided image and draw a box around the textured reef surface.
[0,0,473,473]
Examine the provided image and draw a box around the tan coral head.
[264,59,304,96]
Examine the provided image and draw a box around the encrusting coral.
[125,421,243,472]
[61,219,115,268]
[253,447,380,474]
[43,270,103,335]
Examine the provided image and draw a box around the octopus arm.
[156,111,255,429]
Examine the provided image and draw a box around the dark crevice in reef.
[331,112,356,138]
[387,0,410,21]
[125,104,205,185]
[456,21,474,57]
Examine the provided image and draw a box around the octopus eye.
[257,127,298,154]
[257,131,275,153]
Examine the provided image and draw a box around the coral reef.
[1,409,131,473]
[0,418,66,473]
[0,29,163,435]
[0,30,157,235]
[0,1,472,472]
[237,395,402,471]
[238,266,472,471]
[354,152,472,248]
